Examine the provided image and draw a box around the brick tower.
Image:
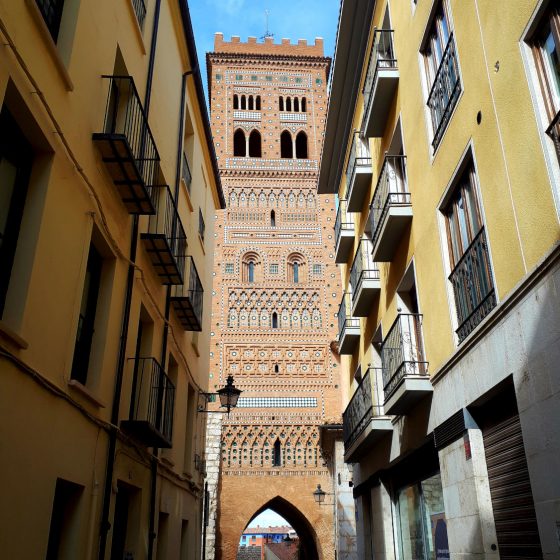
[205,34,339,560]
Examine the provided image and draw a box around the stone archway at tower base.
[215,476,335,560]
[248,496,319,560]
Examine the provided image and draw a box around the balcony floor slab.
[384,376,433,416]
[344,416,393,463]
[372,205,412,262]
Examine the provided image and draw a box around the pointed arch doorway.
[241,496,319,560]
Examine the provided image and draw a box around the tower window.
[272,312,278,329]
[256,96,261,110]
[241,95,246,110]
[270,210,276,227]
[274,364,279,373]
[273,439,282,466]
[248,130,262,158]
[248,96,254,110]
[301,97,307,112]
[294,97,300,112]
[286,97,292,112]
[279,97,284,111]
[233,94,239,109]
[295,131,308,159]
[233,129,246,157]
[293,262,299,283]
[248,261,255,282]
[280,131,293,158]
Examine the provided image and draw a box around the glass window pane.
[397,484,426,560]
[421,473,449,560]
[543,30,560,109]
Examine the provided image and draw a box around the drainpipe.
[98,2,162,559]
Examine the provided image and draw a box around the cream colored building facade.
[0,1,223,559]
[320,0,560,559]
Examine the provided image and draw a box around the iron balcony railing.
[170,256,204,331]
[350,238,380,294]
[363,30,398,120]
[127,357,175,445]
[368,155,409,243]
[131,0,147,30]
[335,199,354,242]
[144,185,187,284]
[97,75,160,197]
[546,109,560,166]
[427,33,461,151]
[35,0,65,41]
[182,152,192,194]
[345,133,372,192]
[381,314,428,399]
[449,227,496,343]
[343,367,385,450]
[338,293,359,342]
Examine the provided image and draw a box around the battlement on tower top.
[213,32,325,57]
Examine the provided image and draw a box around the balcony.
[92,76,159,215]
[546,109,560,167]
[350,239,380,317]
[381,314,432,415]
[140,185,186,285]
[368,155,412,262]
[427,33,461,152]
[343,367,393,463]
[170,256,203,331]
[338,293,360,355]
[346,134,372,212]
[362,30,399,138]
[121,357,175,448]
[131,0,146,30]
[449,227,496,343]
[334,200,355,264]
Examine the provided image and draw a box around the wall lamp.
[312,484,333,505]
[199,375,242,414]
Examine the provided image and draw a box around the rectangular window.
[70,243,103,385]
[422,0,461,151]
[313,264,322,275]
[180,520,189,560]
[46,478,83,560]
[111,482,141,560]
[531,6,560,164]
[225,263,234,274]
[0,106,34,317]
[270,264,279,275]
[444,162,496,342]
[396,472,448,560]
[35,0,66,42]
[183,384,196,475]
[182,152,192,194]
[198,208,205,242]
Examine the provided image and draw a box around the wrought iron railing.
[381,314,428,399]
[345,133,372,192]
[363,30,398,119]
[350,238,379,294]
[368,155,409,244]
[427,33,461,151]
[131,0,147,30]
[546,109,560,165]
[35,0,65,41]
[338,293,359,342]
[335,200,354,245]
[147,185,187,281]
[128,357,175,443]
[343,367,385,449]
[448,227,496,343]
[182,152,192,194]
[171,256,204,326]
[99,75,160,191]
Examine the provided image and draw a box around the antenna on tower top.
[261,9,274,41]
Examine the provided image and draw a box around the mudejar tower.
[205,33,340,560]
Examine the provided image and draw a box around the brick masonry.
[204,35,342,560]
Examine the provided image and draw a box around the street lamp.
[199,375,242,414]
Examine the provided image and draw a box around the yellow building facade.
[319,0,560,559]
[0,1,223,559]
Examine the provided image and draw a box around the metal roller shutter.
[483,414,543,559]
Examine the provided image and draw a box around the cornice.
[208,51,331,69]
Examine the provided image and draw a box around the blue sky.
[188,0,340,102]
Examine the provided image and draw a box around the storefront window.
[396,472,449,560]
